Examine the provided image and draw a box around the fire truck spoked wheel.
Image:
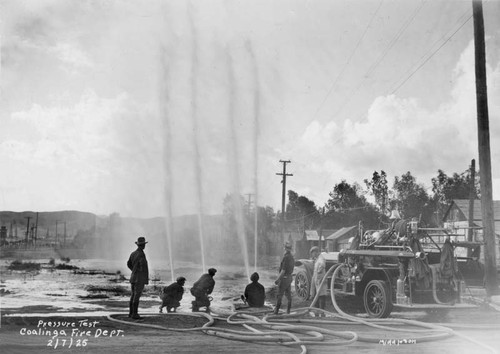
[294,269,309,301]
[363,280,393,318]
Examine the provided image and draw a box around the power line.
[329,6,473,146]
[329,0,427,121]
[389,8,472,92]
[364,0,427,79]
[391,13,472,94]
[310,0,384,122]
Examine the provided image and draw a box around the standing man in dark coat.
[190,268,217,312]
[127,236,149,319]
[159,276,186,313]
[274,241,295,314]
[243,272,265,307]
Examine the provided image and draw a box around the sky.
[1,0,499,218]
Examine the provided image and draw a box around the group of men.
[127,236,269,318]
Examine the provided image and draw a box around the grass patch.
[55,263,79,270]
[8,260,41,271]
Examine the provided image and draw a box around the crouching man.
[191,268,217,312]
[159,276,186,313]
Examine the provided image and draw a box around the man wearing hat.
[127,236,149,319]
[274,241,295,314]
[190,268,217,312]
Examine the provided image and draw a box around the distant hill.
[0,210,105,240]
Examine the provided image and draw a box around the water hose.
[105,263,498,354]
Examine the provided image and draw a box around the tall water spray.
[188,4,206,273]
[246,41,260,273]
[227,51,251,279]
[160,46,175,283]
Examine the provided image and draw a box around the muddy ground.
[1,259,500,353]
[2,297,500,354]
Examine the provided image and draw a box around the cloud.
[51,42,93,70]
[294,39,500,202]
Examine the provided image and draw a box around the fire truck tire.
[363,280,393,318]
[294,269,310,301]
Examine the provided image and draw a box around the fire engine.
[294,216,481,318]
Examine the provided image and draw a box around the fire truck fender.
[357,268,395,298]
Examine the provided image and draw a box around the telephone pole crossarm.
[276,160,293,240]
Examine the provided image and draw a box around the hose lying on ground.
[106,263,499,354]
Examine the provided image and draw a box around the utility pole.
[472,0,499,295]
[276,160,293,240]
[319,207,325,251]
[55,220,59,247]
[467,159,476,257]
[34,212,39,249]
[25,217,31,249]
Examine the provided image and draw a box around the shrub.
[55,263,79,270]
[8,260,41,271]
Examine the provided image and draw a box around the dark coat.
[244,281,265,307]
[279,250,295,275]
[161,283,184,307]
[127,248,149,284]
[440,240,457,279]
[192,273,215,294]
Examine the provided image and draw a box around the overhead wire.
[309,0,384,123]
[389,7,473,94]
[327,3,474,148]
[391,13,473,94]
[328,0,427,122]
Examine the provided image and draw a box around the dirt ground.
[1,259,500,354]
[2,298,500,354]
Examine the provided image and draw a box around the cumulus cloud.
[294,39,500,202]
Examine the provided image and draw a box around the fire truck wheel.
[363,280,393,318]
[294,269,310,302]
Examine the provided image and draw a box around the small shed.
[326,226,358,252]
[304,230,319,241]
[442,199,500,265]
[294,229,336,259]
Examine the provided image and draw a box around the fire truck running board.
[393,303,477,310]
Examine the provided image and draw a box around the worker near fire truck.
[127,236,149,320]
[309,246,320,299]
[191,268,217,312]
[312,252,328,313]
[274,241,295,314]
[440,236,457,294]
[242,272,265,307]
[159,276,186,313]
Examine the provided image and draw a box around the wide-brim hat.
[135,237,148,245]
[309,246,319,255]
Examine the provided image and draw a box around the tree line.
[223,167,479,237]
[285,168,478,232]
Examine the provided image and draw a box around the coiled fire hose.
[107,264,499,354]
[305,263,498,353]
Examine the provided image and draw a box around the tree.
[392,172,431,222]
[285,190,321,232]
[364,170,389,213]
[431,169,479,206]
[325,180,380,229]
[327,180,367,211]
[223,193,246,217]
